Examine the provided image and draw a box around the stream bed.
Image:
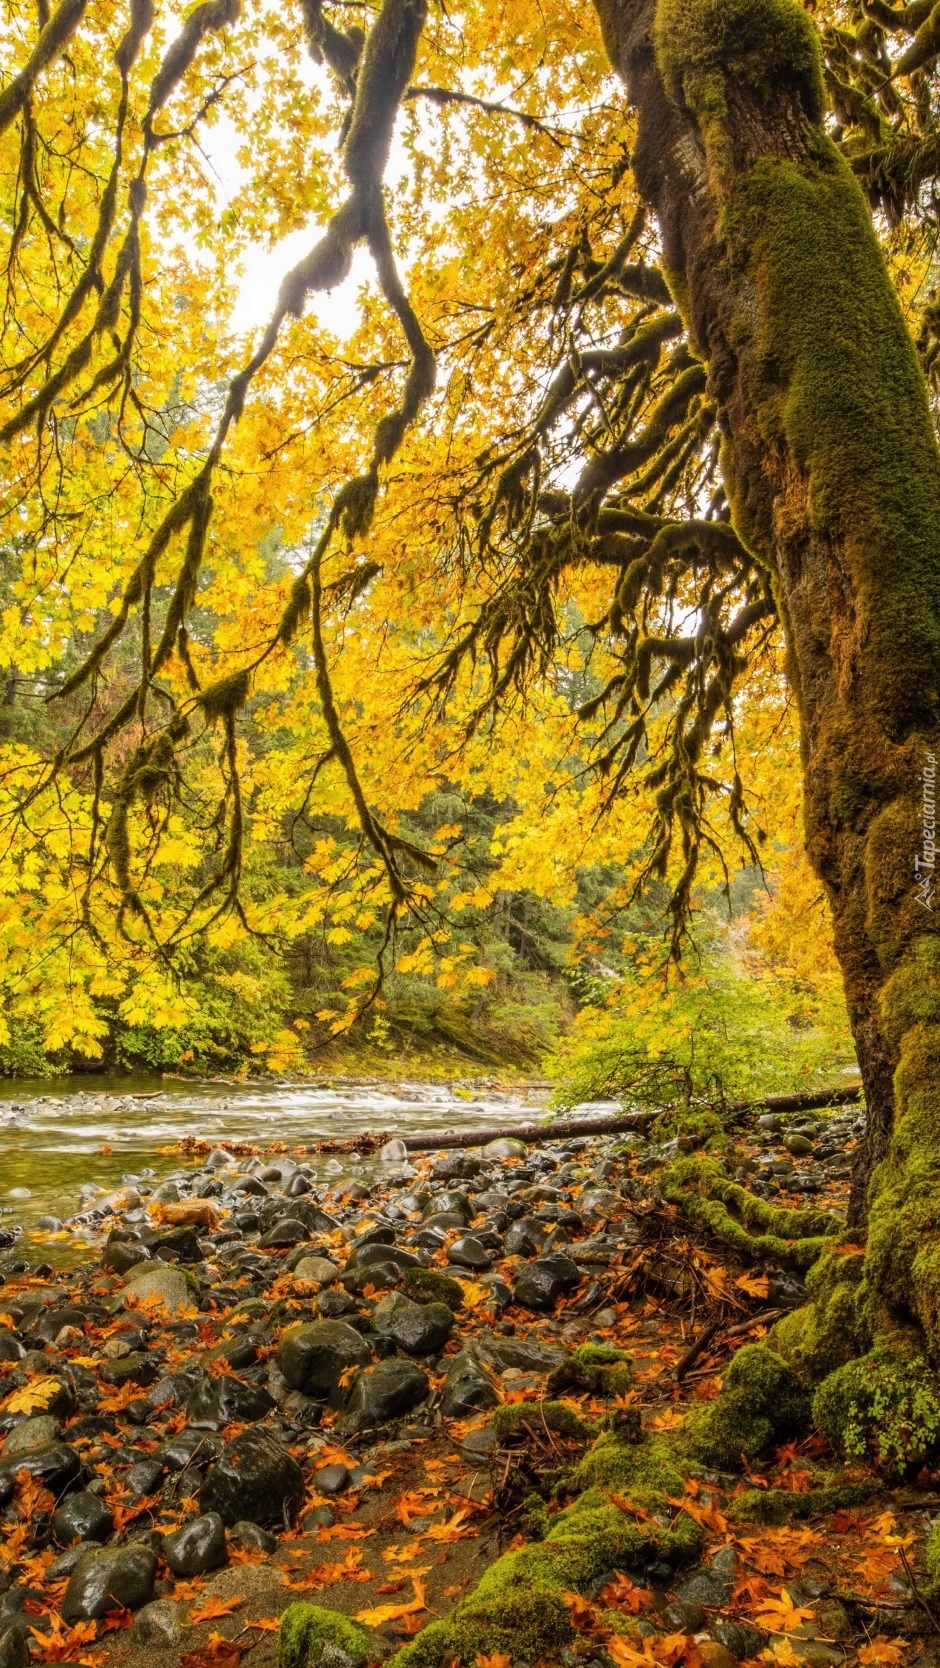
[0,1073,568,1263]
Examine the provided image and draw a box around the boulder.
[62,1543,157,1620]
[292,1256,340,1286]
[131,1598,187,1648]
[0,1442,81,1497]
[278,1603,371,1668]
[1,1415,59,1458]
[198,1427,304,1527]
[440,1351,499,1416]
[446,1236,492,1271]
[186,1374,275,1429]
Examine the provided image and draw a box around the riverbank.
[0,1102,933,1668]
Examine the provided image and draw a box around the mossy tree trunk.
[592,0,940,1328]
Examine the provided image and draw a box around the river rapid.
[0,1073,562,1265]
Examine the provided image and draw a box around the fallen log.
[301,1082,863,1156]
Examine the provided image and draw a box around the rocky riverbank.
[0,1102,933,1668]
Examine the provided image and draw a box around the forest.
[0,0,939,1664]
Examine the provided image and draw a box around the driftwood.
[302,1083,863,1157]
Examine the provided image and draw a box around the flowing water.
[0,1073,559,1264]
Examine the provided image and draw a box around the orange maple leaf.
[189,1596,243,1624]
[355,1573,428,1628]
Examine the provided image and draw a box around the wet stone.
[162,1512,227,1577]
[512,1254,581,1310]
[293,1256,341,1286]
[662,1600,707,1632]
[440,1351,499,1417]
[711,1618,767,1660]
[340,1358,430,1433]
[119,1265,195,1316]
[53,1492,114,1546]
[315,1291,354,1319]
[447,1236,492,1271]
[0,1442,81,1497]
[48,1541,97,1579]
[277,1320,371,1400]
[186,1373,275,1429]
[232,1520,278,1553]
[100,1351,159,1388]
[125,1459,164,1496]
[372,1293,453,1355]
[675,1568,734,1607]
[198,1426,304,1527]
[62,1543,157,1621]
[0,1625,27,1668]
[503,1219,544,1257]
[258,1218,309,1249]
[156,1427,224,1471]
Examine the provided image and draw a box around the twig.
[675,1317,722,1381]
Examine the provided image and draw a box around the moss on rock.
[736,1479,881,1522]
[571,1432,687,1499]
[681,1343,810,1470]
[278,1603,371,1668]
[548,1343,633,1398]
[492,1400,594,1444]
[402,1267,464,1311]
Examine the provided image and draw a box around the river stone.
[475,1333,566,1374]
[126,1459,164,1496]
[198,1427,304,1526]
[512,1254,581,1310]
[712,1618,767,1659]
[784,1133,815,1156]
[314,1464,350,1495]
[140,1222,203,1262]
[120,1265,195,1317]
[293,1256,341,1286]
[675,1568,734,1607]
[482,1138,527,1159]
[131,1598,187,1647]
[101,1239,151,1276]
[162,1512,227,1577]
[0,1625,27,1668]
[432,1154,483,1180]
[258,1218,309,1249]
[0,1330,24,1363]
[340,1358,429,1432]
[346,1242,421,1272]
[62,1543,157,1620]
[0,1442,81,1497]
[440,1351,499,1416]
[2,1416,59,1458]
[447,1236,492,1271]
[423,1191,472,1221]
[379,1139,409,1162]
[100,1351,159,1388]
[186,1374,275,1429]
[232,1520,279,1553]
[317,1289,359,1318]
[278,1321,371,1400]
[53,1491,114,1546]
[48,1540,97,1578]
[502,1218,545,1257]
[349,1223,396,1251]
[156,1428,223,1472]
[372,1294,453,1355]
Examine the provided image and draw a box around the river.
[0,1072,559,1264]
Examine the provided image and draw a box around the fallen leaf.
[4,1377,64,1416]
[190,1596,244,1624]
[735,1271,771,1298]
[355,1573,428,1627]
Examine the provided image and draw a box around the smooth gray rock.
[0,1624,27,1668]
[131,1598,187,1647]
[162,1512,227,1577]
[198,1427,304,1527]
[1,1416,59,1458]
[277,1320,371,1399]
[293,1256,341,1286]
[440,1350,499,1416]
[119,1264,194,1316]
[62,1543,157,1620]
[53,1491,114,1546]
[482,1138,527,1159]
[340,1358,429,1432]
[372,1293,453,1355]
[314,1464,350,1495]
[447,1236,492,1271]
[512,1254,581,1310]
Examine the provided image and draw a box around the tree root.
[660,1154,844,1269]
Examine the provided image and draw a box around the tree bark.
[591,0,940,1314]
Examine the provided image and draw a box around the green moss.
[926,1517,940,1585]
[492,1400,594,1444]
[388,1454,700,1668]
[736,1480,881,1522]
[278,1603,371,1668]
[681,1344,810,1471]
[771,1248,871,1383]
[402,1267,464,1310]
[571,1433,687,1499]
[654,0,825,118]
[813,1349,940,1472]
[661,1155,842,1269]
[549,1343,633,1398]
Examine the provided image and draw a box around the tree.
[0,0,939,1432]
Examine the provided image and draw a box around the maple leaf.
[735,1270,771,1298]
[355,1573,428,1628]
[248,1618,281,1632]
[856,1638,908,1666]
[474,1655,512,1668]
[4,1377,63,1416]
[649,1409,684,1432]
[189,1595,243,1624]
[180,1632,244,1667]
[598,1572,652,1614]
[754,1589,816,1631]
